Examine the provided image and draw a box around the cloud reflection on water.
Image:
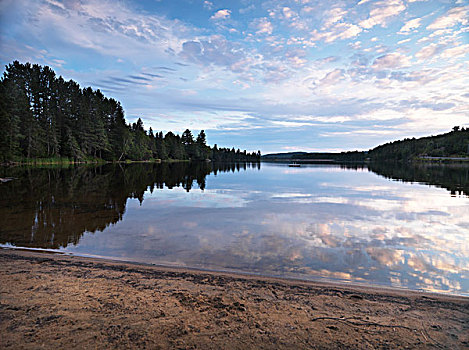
[66,164,469,295]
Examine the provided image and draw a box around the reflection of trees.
[0,165,126,249]
[0,162,257,249]
[368,162,469,196]
[336,162,468,196]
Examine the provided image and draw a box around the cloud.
[239,5,255,14]
[311,23,362,43]
[152,66,177,72]
[359,0,406,29]
[427,6,468,30]
[415,43,445,60]
[179,36,245,68]
[323,7,348,28]
[100,76,148,86]
[285,48,308,67]
[366,248,404,267]
[7,0,191,62]
[318,69,345,87]
[397,38,411,45]
[203,1,213,10]
[264,5,307,31]
[210,9,231,21]
[239,4,256,15]
[252,17,273,35]
[398,18,422,33]
[440,44,469,59]
[372,52,410,69]
[296,115,352,123]
[349,41,361,50]
[282,7,296,20]
[315,56,340,65]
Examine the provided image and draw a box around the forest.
[367,127,469,161]
[0,61,261,163]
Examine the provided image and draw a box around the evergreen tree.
[181,129,194,145]
[155,131,168,160]
[0,79,21,161]
[196,130,209,160]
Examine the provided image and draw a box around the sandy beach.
[0,249,468,349]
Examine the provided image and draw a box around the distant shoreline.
[262,158,469,164]
[3,158,469,166]
[416,156,469,162]
[0,158,220,167]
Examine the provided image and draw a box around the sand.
[0,249,468,349]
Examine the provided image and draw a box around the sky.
[0,0,468,153]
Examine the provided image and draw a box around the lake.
[1,162,468,296]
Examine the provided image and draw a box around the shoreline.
[1,249,468,349]
[0,159,190,166]
[1,245,465,299]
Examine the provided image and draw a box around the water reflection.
[0,162,468,295]
[369,162,469,197]
[0,162,257,248]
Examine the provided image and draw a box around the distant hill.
[262,152,308,159]
[262,151,366,162]
[263,128,469,162]
[368,127,469,161]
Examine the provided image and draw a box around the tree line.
[0,61,261,163]
[367,127,469,162]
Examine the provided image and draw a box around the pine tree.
[196,130,209,160]
[0,79,21,161]
[156,131,168,160]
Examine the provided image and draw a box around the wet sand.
[1,249,468,349]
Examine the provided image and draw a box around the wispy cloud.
[311,23,362,43]
[372,53,410,69]
[427,6,468,30]
[203,1,213,10]
[317,69,345,88]
[359,0,406,29]
[415,43,446,60]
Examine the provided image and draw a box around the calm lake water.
[1,162,468,296]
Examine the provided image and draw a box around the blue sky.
[0,0,468,153]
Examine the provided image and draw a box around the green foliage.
[0,61,261,163]
[368,128,469,162]
[0,80,21,161]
